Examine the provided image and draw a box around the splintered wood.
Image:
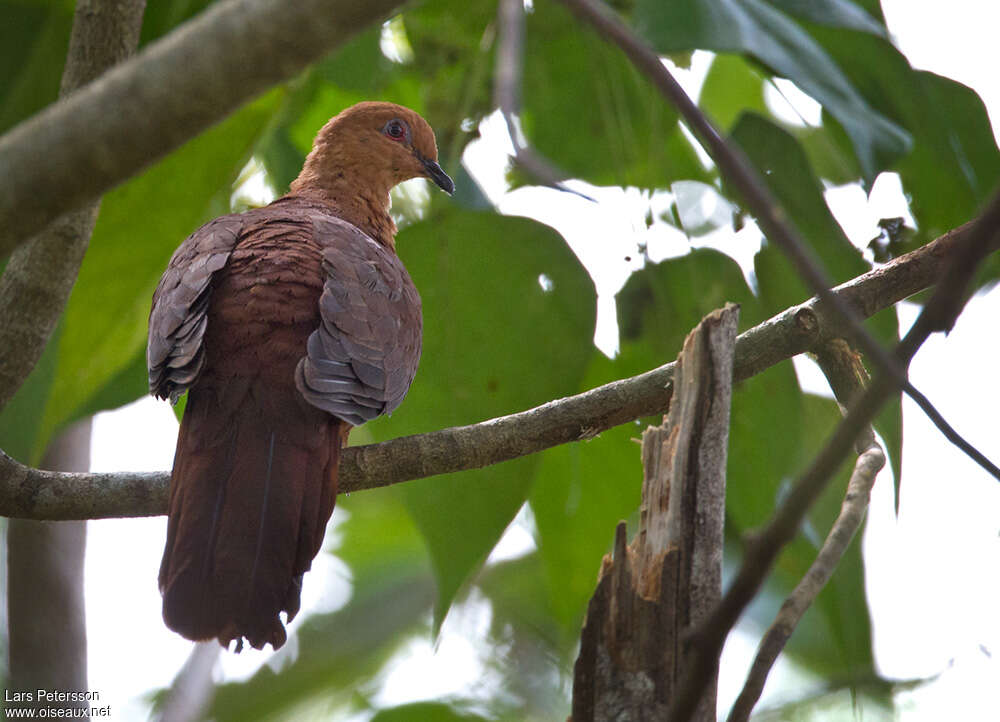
[572,304,738,722]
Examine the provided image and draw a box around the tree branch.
[0,224,980,520]
[668,188,1000,722]
[0,0,147,411]
[555,0,1000,483]
[727,338,882,722]
[0,0,406,260]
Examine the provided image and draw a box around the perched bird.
[147,102,453,651]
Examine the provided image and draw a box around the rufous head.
[291,101,454,200]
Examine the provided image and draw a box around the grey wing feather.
[147,216,242,403]
[295,216,422,427]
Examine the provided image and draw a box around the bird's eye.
[384,119,407,141]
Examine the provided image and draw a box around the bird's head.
[292,101,455,201]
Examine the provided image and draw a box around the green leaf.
[34,90,283,456]
[766,0,886,35]
[529,378,642,635]
[138,0,216,47]
[0,0,72,134]
[812,27,1000,245]
[370,702,491,722]
[69,346,148,423]
[699,54,769,131]
[522,1,705,189]
[535,249,763,640]
[734,113,867,308]
[728,384,875,679]
[634,0,910,181]
[365,209,597,628]
[793,114,861,185]
[733,112,902,490]
[788,394,876,677]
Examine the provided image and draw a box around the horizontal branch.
[0,0,405,259]
[0,222,977,520]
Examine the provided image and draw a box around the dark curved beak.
[421,157,455,195]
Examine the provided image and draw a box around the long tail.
[158,386,345,650]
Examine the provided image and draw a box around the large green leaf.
[521,1,705,189]
[728,387,875,679]
[767,0,885,35]
[733,112,902,489]
[529,384,642,635]
[0,0,72,134]
[810,27,1000,246]
[363,209,597,627]
[734,113,868,309]
[634,0,910,181]
[748,388,873,682]
[699,54,769,132]
[33,90,283,457]
[530,249,761,637]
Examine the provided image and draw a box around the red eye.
[384,119,407,141]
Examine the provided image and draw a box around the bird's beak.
[420,157,455,195]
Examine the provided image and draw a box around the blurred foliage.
[2,0,998,718]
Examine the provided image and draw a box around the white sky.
[83,2,1000,719]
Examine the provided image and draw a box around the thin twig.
[668,189,1000,722]
[0,223,985,520]
[727,338,882,722]
[727,445,884,722]
[494,0,594,200]
[555,0,1000,483]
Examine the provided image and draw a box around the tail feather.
[159,386,344,650]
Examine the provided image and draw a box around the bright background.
[83,1,1000,719]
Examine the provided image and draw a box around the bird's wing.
[295,215,422,427]
[147,215,243,403]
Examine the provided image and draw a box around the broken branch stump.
[572,303,738,721]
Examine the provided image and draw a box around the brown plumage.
[148,102,453,651]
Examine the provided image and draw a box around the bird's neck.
[288,171,397,250]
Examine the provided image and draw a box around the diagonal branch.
[555,0,1000,483]
[0,0,406,261]
[0,223,983,521]
[668,188,1000,722]
[727,338,883,722]
[728,445,884,722]
[0,0,147,412]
